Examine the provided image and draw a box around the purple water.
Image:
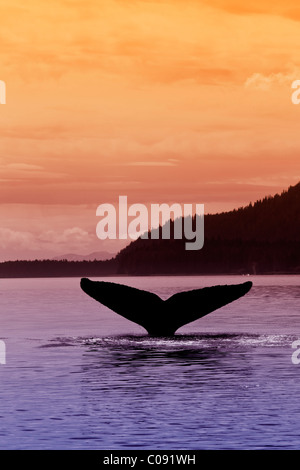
[0,275,300,449]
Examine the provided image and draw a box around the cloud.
[245,68,300,90]
[200,0,300,21]
[0,228,35,250]
[0,162,68,181]
[117,0,300,21]
[38,227,92,246]
[126,161,178,166]
[0,125,72,141]
[6,163,44,171]
[0,226,95,260]
[0,0,236,85]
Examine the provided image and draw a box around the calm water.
[0,275,300,449]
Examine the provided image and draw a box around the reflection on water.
[0,276,300,449]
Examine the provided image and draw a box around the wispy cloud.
[126,161,178,166]
[0,162,68,181]
[201,0,300,21]
[0,226,94,257]
[38,227,92,246]
[6,163,44,171]
[245,68,300,90]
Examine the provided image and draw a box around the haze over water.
[0,275,300,449]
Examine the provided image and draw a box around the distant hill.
[116,182,300,275]
[52,251,115,262]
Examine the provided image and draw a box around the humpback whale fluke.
[80,278,252,336]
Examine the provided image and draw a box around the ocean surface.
[0,275,300,450]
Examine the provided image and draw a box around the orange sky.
[1,0,300,260]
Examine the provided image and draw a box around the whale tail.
[80,278,252,336]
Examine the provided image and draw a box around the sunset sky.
[1,0,300,260]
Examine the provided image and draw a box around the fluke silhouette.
[80,278,252,336]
